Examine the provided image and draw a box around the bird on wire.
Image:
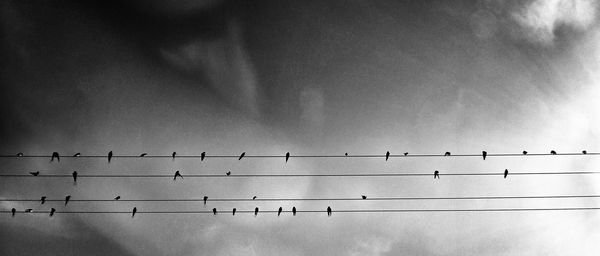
[173,171,183,181]
[286,152,290,163]
[108,151,113,163]
[132,207,137,218]
[29,171,40,176]
[73,153,81,157]
[65,195,71,206]
[385,151,390,161]
[201,152,206,161]
[327,206,332,216]
[239,152,246,160]
[482,151,487,160]
[51,152,60,162]
[504,169,509,179]
[278,207,283,216]
[434,170,440,179]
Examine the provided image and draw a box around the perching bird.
[72,171,78,183]
[25,209,33,213]
[482,151,487,160]
[345,152,348,156]
[285,152,290,163]
[385,151,390,161]
[444,152,451,156]
[51,152,60,162]
[201,152,206,161]
[73,153,81,157]
[522,151,528,155]
[65,195,71,206]
[173,171,183,181]
[139,153,147,157]
[29,171,40,176]
[132,207,137,218]
[41,196,46,204]
[361,195,367,199]
[278,207,282,216]
[232,208,236,216]
[582,150,588,154]
[226,171,231,176]
[50,208,56,217]
[404,152,409,156]
[238,152,246,160]
[327,206,332,216]
[212,208,217,215]
[114,196,120,200]
[172,152,176,160]
[11,208,16,217]
[108,151,113,163]
[252,196,257,200]
[550,150,557,155]
[434,170,440,179]
[504,169,509,179]
[292,207,297,216]
[16,152,23,157]
[255,207,259,216]
[203,196,208,205]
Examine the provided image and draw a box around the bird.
[285,152,290,163]
[226,171,231,176]
[172,152,176,160]
[29,171,40,176]
[434,170,440,179]
[40,196,46,204]
[404,152,409,156]
[24,209,33,213]
[49,208,56,217]
[278,207,283,216]
[482,151,487,160]
[114,196,120,200]
[444,152,451,156]
[238,152,246,160]
[327,206,332,216]
[16,152,23,157]
[173,171,183,181]
[232,208,236,216]
[73,153,81,157]
[252,196,257,200]
[139,153,147,157]
[504,169,509,179]
[11,208,16,217]
[203,196,208,205]
[212,208,217,215]
[582,150,588,154]
[385,151,390,161]
[132,207,137,218]
[345,152,348,156]
[361,195,367,200]
[255,207,259,216]
[72,171,78,183]
[550,150,557,155]
[65,195,71,206]
[522,151,528,155]
[201,152,206,161]
[292,207,297,216]
[108,151,113,163]
[51,152,60,162]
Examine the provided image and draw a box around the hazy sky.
[2,0,600,255]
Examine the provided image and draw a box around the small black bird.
[404,152,409,156]
[252,196,257,200]
[444,152,451,156]
[327,206,332,216]
[73,153,81,157]
[582,150,588,154]
[29,171,40,176]
[173,171,183,181]
[385,151,390,161]
[201,152,206,161]
[114,196,120,200]
[285,152,290,163]
[132,207,137,218]
[108,151,113,163]
[65,195,71,206]
[238,152,246,160]
[24,209,33,213]
[41,196,46,204]
[278,207,282,216]
[172,152,176,160]
[232,208,236,216]
[51,152,60,162]
[434,170,440,179]
[72,171,78,183]
[255,207,259,216]
[504,169,509,179]
[16,152,23,157]
[11,208,16,217]
[345,152,348,156]
[203,196,208,205]
[226,171,231,176]
[50,208,56,217]
[292,207,296,216]
[522,151,528,155]
[212,208,217,215]
[361,195,367,199]
[482,151,487,160]
[550,150,557,155]
[140,153,147,157]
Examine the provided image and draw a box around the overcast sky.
[2,0,600,255]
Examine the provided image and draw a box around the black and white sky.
[2,0,600,255]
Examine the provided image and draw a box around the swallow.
[73,153,81,157]
[504,169,508,179]
[444,152,451,156]
[72,171,78,183]
[114,196,121,200]
[404,152,408,156]
[139,153,147,157]
[203,196,208,205]
[232,208,236,216]
[29,171,40,176]
[50,208,56,217]
[201,152,206,161]
[278,207,282,216]
[434,170,440,179]
[108,151,113,163]
[11,208,16,217]
[345,152,348,156]
[173,171,183,181]
[24,209,33,213]
[172,152,176,160]
[132,207,137,218]
[292,207,297,216]
[361,195,367,199]
[16,152,23,157]
[65,195,71,206]
[522,151,527,155]
[327,206,332,216]
[41,196,46,204]
[385,151,390,161]
[252,196,257,200]
[239,152,245,160]
[255,207,259,216]
[226,171,231,176]
[482,151,487,160]
[51,152,60,162]
[212,208,217,215]
[582,150,587,154]
[550,150,557,155]
[285,152,290,163]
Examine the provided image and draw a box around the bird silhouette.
[434,170,440,179]
[50,208,56,217]
[173,171,183,181]
[108,151,113,163]
[41,196,46,204]
[24,209,33,213]
[252,196,257,200]
[550,150,557,155]
[51,152,60,162]
[212,208,217,215]
[139,153,147,157]
[29,171,40,176]
[255,207,259,216]
[327,206,332,216]
[345,152,348,156]
[226,171,231,176]
[482,151,487,160]
[232,208,237,216]
[203,196,208,205]
[239,152,246,160]
[385,151,390,161]
[582,150,587,154]
[361,195,367,199]
[285,152,290,163]
[404,152,409,156]
[114,196,120,200]
[522,151,528,155]
[278,207,282,216]
[16,152,23,157]
[444,152,451,156]
[65,195,71,206]
[73,153,81,157]
[11,208,16,217]
[172,152,176,160]
[72,171,78,183]
[504,169,509,179]
[201,152,206,161]
[132,207,137,218]
[292,207,297,216]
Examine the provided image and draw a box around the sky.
[1,0,600,255]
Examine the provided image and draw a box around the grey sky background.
[2,0,600,255]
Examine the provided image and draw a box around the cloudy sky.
[2,0,600,255]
